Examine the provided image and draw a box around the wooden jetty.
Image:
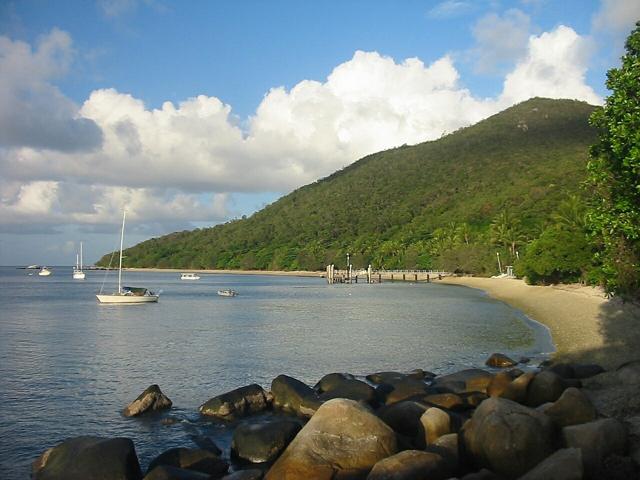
[325,265,451,284]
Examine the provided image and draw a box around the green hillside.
[99,98,598,275]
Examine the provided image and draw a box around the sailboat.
[38,267,52,276]
[73,242,86,279]
[96,211,159,304]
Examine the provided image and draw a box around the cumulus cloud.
[471,9,532,74]
[0,25,601,234]
[0,29,103,152]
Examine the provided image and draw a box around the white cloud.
[471,9,532,74]
[0,26,601,235]
[427,1,475,19]
[592,0,640,35]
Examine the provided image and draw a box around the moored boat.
[38,267,52,276]
[217,289,238,297]
[73,242,86,280]
[180,272,200,280]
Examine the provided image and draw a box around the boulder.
[221,470,264,480]
[544,387,597,427]
[377,400,430,443]
[526,371,566,407]
[199,384,270,421]
[318,379,377,406]
[124,384,173,417]
[460,469,499,480]
[32,436,142,480]
[231,419,301,463]
[265,398,397,479]
[367,370,431,384]
[367,450,451,480]
[147,448,228,477]
[582,360,640,418]
[485,353,517,368]
[314,372,355,392]
[422,393,465,410]
[518,448,583,480]
[461,397,554,478]
[433,369,493,394]
[188,435,222,455]
[380,378,431,405]
[501,372,535,404]
[572,364,605,379]
[432,433,459,465]
[420,407,453,445]
[144,465,211,479]
[486,371,518,398]
[561,418,628,473]
[546,363,576,379]
[270,375,322,418]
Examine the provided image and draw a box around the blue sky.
[0,0,638,265]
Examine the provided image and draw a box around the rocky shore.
[32,353,640,480]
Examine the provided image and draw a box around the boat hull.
[96,294,159,304]
[73,271,86,279]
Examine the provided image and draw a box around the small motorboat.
[180,272,201,280]
[217,289,238,297]
[38,267,52,276]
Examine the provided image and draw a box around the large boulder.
[124,384,173,417]
[270,375,322,418]
[420,407,453,446]
[582,360,640,418]
[199,384,270,421]
[433,369,494,394]
[485,353,517,368]
[367,450,451,480]
[380,378,431,405]
[461,397,554,479]
[231,419,302,463]
[366,370,432,384]
[265,398,397,479]
[544,387,597,427]
[314,372,355,392]
[144,465,211,479]
[561,418,628,474]
[518,448,583,480]
[147,448,228,478]
[377,400,430,444]
[422,393,465,410]
[318,379,377,406]
[526,371,566,407]
[500,372,535,404]
[32,436,142,480]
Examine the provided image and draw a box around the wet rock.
[231,419,301,463]
[221,470,264,480]
[147,448,228,477]
[124,384,173,417]
[32,436,142,480]
[561,418,628,474]
[199,384,270,421]
[367,450,451,480]
[144,465,211,479]
[544,387,597,427]
[314,372,355,393]
[433,369,494,394]
[526,371,566,407]
[518,448,583,480]
[271,374,322,418]
[377,400,430,444]
[461,397,554,478]
[422,393,465,410]
[265,398,397,479]
[189,436,222,456]
[420,407,453,445]
[485,353,517,368]
[318,378,377,406]
[380,378,431,405]
[367,370,431,384]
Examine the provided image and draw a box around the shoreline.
[436,276,640,369]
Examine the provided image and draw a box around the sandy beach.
[438,276,640,369]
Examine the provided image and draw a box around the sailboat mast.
[118,211,126,294]
[80,242,83,271]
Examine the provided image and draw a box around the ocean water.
[0,267,553,478]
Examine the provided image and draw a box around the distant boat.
[180,272,201,280]
[73,242,86,280]
[26,265,40,269]
[96,211,159,304]
[217,289,238,297]
[38,267,52,276]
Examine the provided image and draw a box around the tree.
[587,22,640,300]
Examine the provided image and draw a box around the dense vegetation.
[99,98,598,278]
[586,22,640,301]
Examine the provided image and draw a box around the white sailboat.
[73,242,86,279]
[38,267,52,276]
[96,211,159,304]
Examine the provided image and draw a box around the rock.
[380,378,431,405]
[199,384,270,421]
[501,372,535,404]
[546,363,576,379]
[265,398,397,479]
[188,435,222,456]
[231,419,302,463]
[367,450,451,480]
[486,371,518,398]
[582,360,640,418]
[572,364,605,379]
[461,397,554,478]
[144,465,211,479]
[32,436,142,480]
[461,469,499,480]
[432,433,459,465]
[367,370,431,384]
[526,371,566,407]
[460,392,489,407]
[485,353,517,368]
[420,407,453,445]
[518,448,583,480]
[271,374,322,418]
[433,369,494,394]
[422,393,465,410]
[124,385,173,417]
[314,372,355,392]
[544,387,597,427]
[318,378,377,406]
[221,470,264,480]
[561,418,628,473]
[596,454,638,480]
[377,400,430,443]
[147,448,228,477]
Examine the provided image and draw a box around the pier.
[325,265,451,284]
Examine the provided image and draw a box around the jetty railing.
[325,265,451,284]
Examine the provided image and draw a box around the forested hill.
[99,98,598,274]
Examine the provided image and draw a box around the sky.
[0,0,639,265]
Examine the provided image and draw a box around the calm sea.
[0,266,553,478]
